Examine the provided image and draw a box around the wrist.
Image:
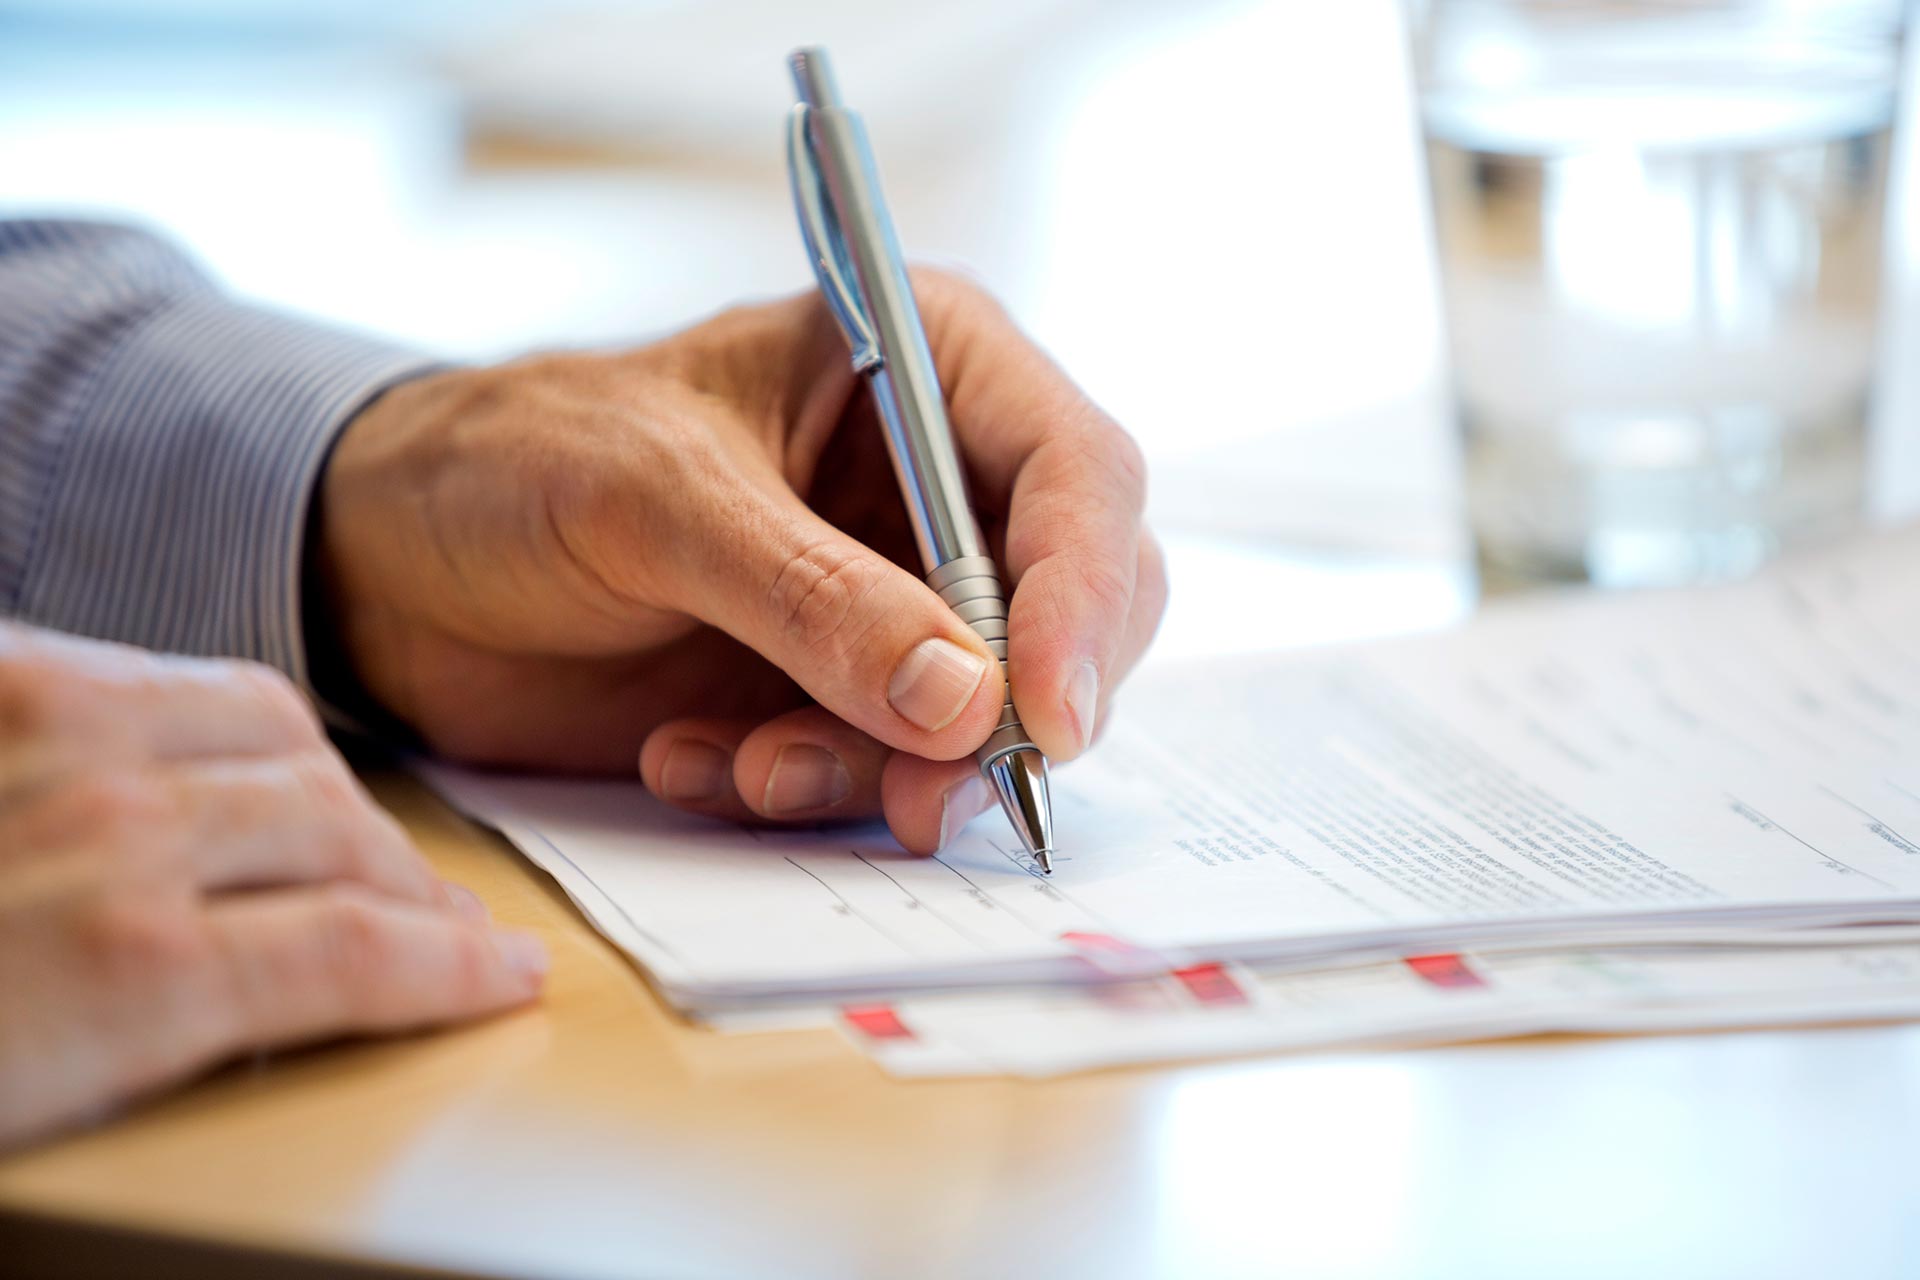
[299,370,446,742]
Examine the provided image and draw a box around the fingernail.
[936,776,991,850]
[492,930,549,983]
[1066,659,1100,752]
[763,743,852,815]
[659,740,731,802]
[443,881,489,923]
[889,637,990,732]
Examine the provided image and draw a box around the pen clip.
[787,103,882,375]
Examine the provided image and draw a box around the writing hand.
[318,271,1165,853]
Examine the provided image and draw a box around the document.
[423,527,1920,1016]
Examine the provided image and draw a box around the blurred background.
[4,0,1915,655]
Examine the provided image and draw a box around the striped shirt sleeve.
[0,219,438,689]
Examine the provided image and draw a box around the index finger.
[917,272,1151,760]
[0,625,324,774]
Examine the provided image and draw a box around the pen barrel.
[804,102,984,568]
[926,555,1036,764]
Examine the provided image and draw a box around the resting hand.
[318,271,1165,853]
[0,624,546,1149]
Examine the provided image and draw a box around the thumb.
[680,497,1005,760]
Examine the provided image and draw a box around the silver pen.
[785,46,1055,874]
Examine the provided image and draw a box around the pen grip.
[926,555,1035,764]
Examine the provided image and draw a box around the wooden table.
[4,762,1920,1280]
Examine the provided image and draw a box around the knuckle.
[76,895,206,991]
[292,749,363,816]
[233,661,320,742]
[318,889,396,1009]
[50,771,176,851]
[345,825,427,900]
[768,544,886,662]
[1103,426,1149,497]
[1075,420,1148,503]
[439,362,517,418]
[291,754,392,880]
[1078,555,1136,624]
[71,894,232,1094]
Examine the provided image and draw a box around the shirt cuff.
[17,291,438,693]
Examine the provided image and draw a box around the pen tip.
[986,749,1055,874]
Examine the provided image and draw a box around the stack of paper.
[423,527,1920,1075]
[862,936,1920,1076]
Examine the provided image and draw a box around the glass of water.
[1408,0,1906,588]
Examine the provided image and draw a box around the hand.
[317,270,1165,854]
[0,624,547,1150]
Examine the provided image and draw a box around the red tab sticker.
[1404,953,1485,990]
[1059,931,1143,957]
[842,1004,915,1041]
[1058,930,1169,978]
[1171,962,1249,1007]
